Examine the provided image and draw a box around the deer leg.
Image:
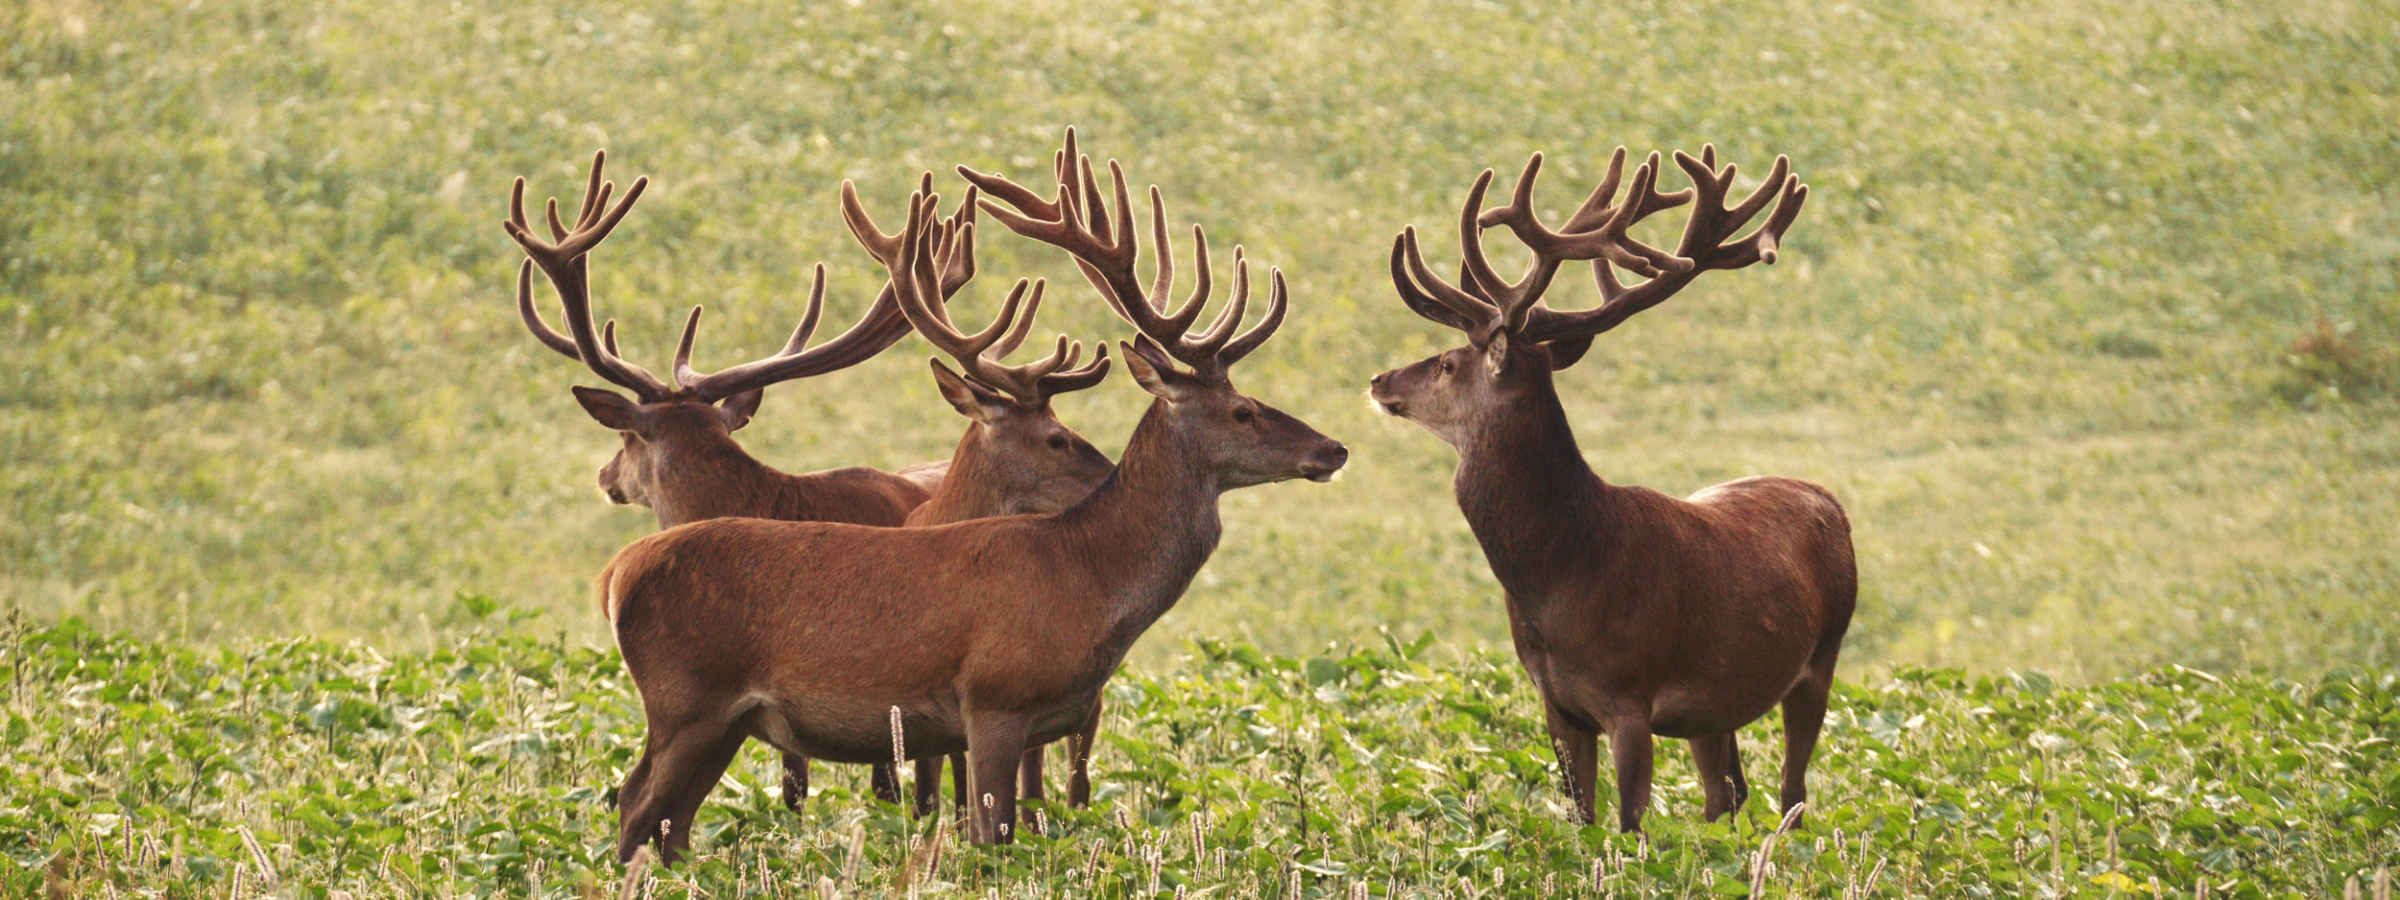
[911,756,944,818]
[948,752,969,819]
[617,747,657,818]
[1068,697,1102,807]
[869,762,903,805]
[1606,715,1656,833]
[1018,744,1047,819]
[963,711,1030,844]
[1778,671,1833,828]
[1542,704,1599,825]
[617,719,744,866]
[1691,732,1746,822]
[780,753,809,813]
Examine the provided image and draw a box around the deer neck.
[911,423,1009,524]
[1058,400,1224,643]
[1450,378,1616,600]
[648,435,796,528]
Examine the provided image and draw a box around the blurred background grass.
[3,0,2394,678]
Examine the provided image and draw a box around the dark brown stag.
[843,175,1119,817]
[597,161,1344,862]
[504,153,974,809]
[1368,147,1854,832]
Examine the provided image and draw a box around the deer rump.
[1491,476,1855,738]
[601,515,1123,766]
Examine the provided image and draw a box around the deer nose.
[1370,372,1388,388]
[1319,441,1349,469]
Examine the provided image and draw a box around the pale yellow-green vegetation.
[3,0,2395,678]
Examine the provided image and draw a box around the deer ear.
[572,386,644,432]
[1545,336,1593,370]
[717,389,765,431]
[928,359,1013,424]
[1482,331,1512,376]
[1120,338,1200,402]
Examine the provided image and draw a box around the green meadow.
[3,0,2396,895]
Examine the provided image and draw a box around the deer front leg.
[963,710,1030,844]
[1067,697,1102,807]
[780,753,808,812]
[1607,714,1656,833]
[1542,703,1599,825]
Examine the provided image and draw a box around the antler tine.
[503,151,673,399]
[1668,148,1807,269]
[512,259,582,360]
[971,129,1286,379]
[986,281,1042,361]
[842,172,947,267]
[1394,225,1500,329]
[1187,247,1252,355]
[1510,147,1809,346]
[887,189,1106,405]
[1217,267,1287,366]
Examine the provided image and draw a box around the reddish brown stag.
[503,153,974,810]
[596,160,1345,861]
[843,174,1119,817]
[1368,146,1853,832]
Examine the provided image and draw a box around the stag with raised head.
[503,154,975,810]
[843,175,1119,817]
[1368,147,1854,832]
[597,147,1345,861]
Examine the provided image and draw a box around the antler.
[1390,146,1805,347]
[882,189,1110,407]
[959,127,1285,382]
[503,150,674,399]
[507,152,975,403]
[1514,146,1806,345]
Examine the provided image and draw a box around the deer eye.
[1047,435,1069,450]
[1233,407,1255,424]
[1439,357,1455,374]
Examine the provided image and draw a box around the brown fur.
[603,372,1346,860]
[503,154,985,813]
[1372,145,1850,832]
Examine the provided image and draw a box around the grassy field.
[4,0,2396,676]
[4,0,2399,894]
[6,618,2395,897]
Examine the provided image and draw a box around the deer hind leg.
[617,718,746,866]
[780,753,809,813]
[869,763,903,805]
[1542,704,1600,826]
[911,756,945,818]
[1017,744,1047,823]
[962,711,1030,844]
[1778,666,1835,829]
[1691,732,1747,822]
[1067,697,1102,807]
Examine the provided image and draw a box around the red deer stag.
[842,176,1119,817]
[1367,147,1853,832]
[504,153,974,810]
[596,173,1345,861]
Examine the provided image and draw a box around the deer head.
[503,152,972,510]
[858,180,1117,516]
[1369,147,1807,448]
[963,129,1347,491]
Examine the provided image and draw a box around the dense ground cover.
[4,618,2394,896]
